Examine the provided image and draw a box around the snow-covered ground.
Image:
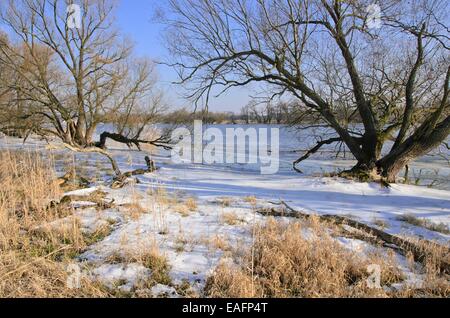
[1,132,449,296]
[142,162,450,241]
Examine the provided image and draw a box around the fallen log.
[58,190,116,210]
[258,201,450,274]
[111,156,157,189]
[122,156,157,178]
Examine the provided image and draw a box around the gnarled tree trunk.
[378,116,450,182]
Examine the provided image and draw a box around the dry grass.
[175,279,199,298]
[83,223,115,246]
[221,211,245,226]
[0,150,110,297]
[205,262,257,298]
[106,244,172,286]
[172,197,198,217]
[400,238,450,297]
[216,197,233,207]
[398,214,450,235]
[0,151,61,222]
[150,187,175,206]
[185,197,198,211]
[148,186,171,235]
[373,218,389,230]
[122,202,146,220]
[208,235,231,251]
[175,234,189,253]
[205,217,449,298]
[243,196,257,206]
[174,205,191,217]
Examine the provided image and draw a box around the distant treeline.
[161,102,293,124]
[160,101,363,125]
[103,101,364,126]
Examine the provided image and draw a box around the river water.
[188,124,450,190]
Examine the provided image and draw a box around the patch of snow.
[64,187,100,197]
[92,263,150,292]
[151,284,179,298]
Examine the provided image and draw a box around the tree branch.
[293,137,342,173]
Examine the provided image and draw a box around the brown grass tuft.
[216,197,233,207]
[205,218,448,298]
[243,196,257,206]
[173,197,198,217]
[0,150,109,297]
[106,244,172,286]
[398,214,450,235]
[221,212,245,226]
[185,197,198,211]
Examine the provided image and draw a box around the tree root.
[338,168,391,188]
[258,201,450,274]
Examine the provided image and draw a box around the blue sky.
[116,0,252,112]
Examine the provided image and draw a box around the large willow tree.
[162,0,449,182]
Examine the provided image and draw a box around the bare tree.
[240,103,251,124]
[162,0,449,182]
[241,99,314,124]
[0,0,170,177]
[274,101,290,124]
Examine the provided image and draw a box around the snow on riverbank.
[1,135,449,295]
[61,150,448,295]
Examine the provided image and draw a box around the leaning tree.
[0,0,171,177]
[162,0,449,182]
